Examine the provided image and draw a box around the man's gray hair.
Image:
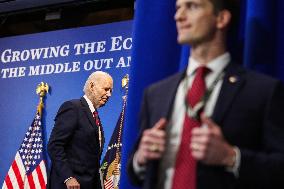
[83,71,111,95]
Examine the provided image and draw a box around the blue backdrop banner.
[0,20,133,184]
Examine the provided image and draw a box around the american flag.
[2,112,47,189]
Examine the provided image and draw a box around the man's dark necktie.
[172,66,210,189]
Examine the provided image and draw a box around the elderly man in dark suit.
[48,71,113,189]
[127,0,284,189]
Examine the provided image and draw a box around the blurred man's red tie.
[172,66,210,189]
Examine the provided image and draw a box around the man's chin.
[99,103,106,107]
[98,100,108,107]
[177,36,191,45]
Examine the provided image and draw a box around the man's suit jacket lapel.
[164,71,187,120]
[211,63,246,125]
[80,97,98,129]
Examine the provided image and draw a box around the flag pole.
[114,74,129,176]
[118,74,129,151]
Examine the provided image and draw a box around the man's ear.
[216,10,231,30]
[89,82,95,90]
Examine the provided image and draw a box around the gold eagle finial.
[121,74,129,89]
[36,82,49,115]
[36,82,49,97]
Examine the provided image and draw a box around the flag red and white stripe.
[104,177,114,189]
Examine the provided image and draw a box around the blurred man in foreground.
[127,0,284,188]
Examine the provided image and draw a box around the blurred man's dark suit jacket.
[127,63,284,189]
[48,97,104,189]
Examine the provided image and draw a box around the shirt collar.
[186,52,231,77]
[83,95,96,113]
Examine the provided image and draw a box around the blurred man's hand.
[66,177,80,189]
[135,118,167,166]
[190,114,236,167]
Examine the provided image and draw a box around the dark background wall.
[0,0,134,37]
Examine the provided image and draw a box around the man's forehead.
[102,76,113,85]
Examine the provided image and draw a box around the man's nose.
[106,90,112,97]
[175,7,185,22]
